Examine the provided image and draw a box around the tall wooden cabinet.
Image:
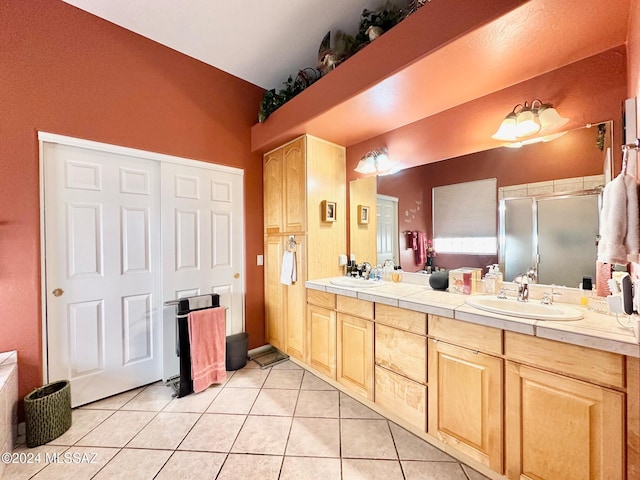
[264,135,346,361]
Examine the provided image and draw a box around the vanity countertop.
[306,277,640,357]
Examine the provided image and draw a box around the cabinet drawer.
[504,331,625,389]
[375,365,426,430]
[307,289,335,309]
[375,304,427,335]
[375,324,426,384]
[428,315,502,356]
[337,295,374,320]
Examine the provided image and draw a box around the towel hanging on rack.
[188,307,227,393]
[597,168,640,264]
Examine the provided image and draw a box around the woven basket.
[24,380,71,448]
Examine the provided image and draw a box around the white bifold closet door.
[42,136,244,407]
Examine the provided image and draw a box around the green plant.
[258,68,320,122]
[355,1,405,46]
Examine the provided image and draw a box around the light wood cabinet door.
[506,361,625,480]
[428,340,503,473]
[283,137,306,233]
[264,236,285,350]
[307,303,336,379]
[286,236,306,361]
[264,148,284,234]
[337,313,374,400]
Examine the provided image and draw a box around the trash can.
[24,380,72,448]
[226,333,249,371]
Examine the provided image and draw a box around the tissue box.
[448,268,482,294]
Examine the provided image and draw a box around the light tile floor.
[4,360,491,479]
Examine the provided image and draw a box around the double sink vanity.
[302,275,639,480]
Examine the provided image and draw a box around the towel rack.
[287,235,296,252]
[621,139,640,175]
[165,293,220,398]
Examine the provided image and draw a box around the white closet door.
[161,162,245,381]
[43,142,162,407]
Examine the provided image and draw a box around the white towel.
[597,173,640,264]
[280,250,297,285]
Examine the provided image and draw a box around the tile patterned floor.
[4,360,491,479]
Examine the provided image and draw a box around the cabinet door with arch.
[283,137,306,233]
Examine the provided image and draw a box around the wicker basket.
[24,380,71,448]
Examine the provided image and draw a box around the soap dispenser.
[492,264,503,289]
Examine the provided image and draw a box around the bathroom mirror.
[368,122,612,282]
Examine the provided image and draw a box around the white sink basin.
[329,277,383,288]
[465,295,583,321]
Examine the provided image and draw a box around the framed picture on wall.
[322,200,336,222]
[358,205,369,225]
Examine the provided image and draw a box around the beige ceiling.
[61,0,390,90]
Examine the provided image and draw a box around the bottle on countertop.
[392,265,403,283]
[484,265,496,294]
[492,264,503,289]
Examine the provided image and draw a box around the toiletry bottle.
[392,265,403,283]
[493,264,503,290]
[485,265,496,294]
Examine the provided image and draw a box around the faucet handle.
[541,287,561,305]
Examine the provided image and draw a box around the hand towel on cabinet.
[280,250,297,285]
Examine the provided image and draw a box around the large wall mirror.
[355,122,613,286]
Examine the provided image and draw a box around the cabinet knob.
[234,273,240,279]
[52,288,64,297]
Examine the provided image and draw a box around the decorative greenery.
[355,1,405,47]
[258,68,321,123]
[257,0,429,123]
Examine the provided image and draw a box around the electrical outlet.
[257,254,263,266]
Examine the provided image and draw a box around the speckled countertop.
[306,277,640,358]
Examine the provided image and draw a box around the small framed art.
[358,205,369,225]
[322,200,336,222]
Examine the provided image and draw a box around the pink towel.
[188,307,227,393]
[415,231,427,266]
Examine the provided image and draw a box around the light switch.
[257,254,264,266]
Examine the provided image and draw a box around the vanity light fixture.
[492,100,569,141]
[354,147,396,174]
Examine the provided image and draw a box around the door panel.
[161,162,244,381]
[44,142,161,407]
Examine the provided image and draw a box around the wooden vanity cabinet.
[427,315,504,473]
[374,304,428,430]
[336,296,374,400]
[504,332,626,480]
[306,290,336,379]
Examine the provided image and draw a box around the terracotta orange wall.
[379,126,608,272]
[0,1,265,405]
